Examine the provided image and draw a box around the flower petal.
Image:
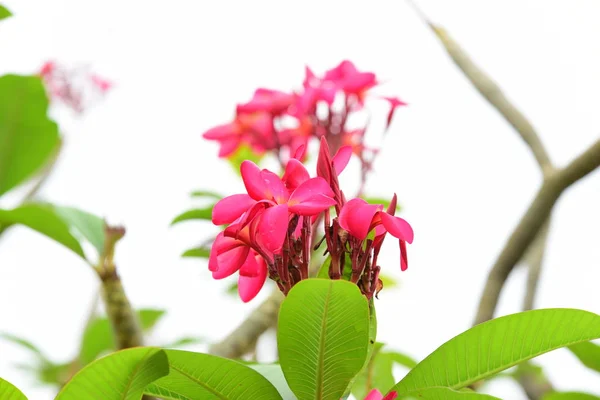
[211,245,250,279]
[332,145,352,176]
[399,239,408,271]
[241,160,270,201]
[380,213,414,243]
[202,123,237,140]
[288,177,337,216]
[282,159,310,192]
[260,169,288,204]
[255,204,289,254]
[212,194,256,225]
[364,389,384,400]
[338,198,380,240]
[238,256,268,302]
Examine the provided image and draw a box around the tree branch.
[522,218,550,311]
[474,138,600,325]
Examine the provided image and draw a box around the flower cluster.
[38,60,112,114]
[209,138,413,302]
[202,60,406,171]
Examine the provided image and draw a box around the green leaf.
[190,190,223,200]
[391,309,600,395]
[568,341,600,373]
[379,274,399,289]
[56,347,169,400]
[79,309,166,364]
[249,363,297,400]
[0,5,12,20]
[0,333,47,360]
[227,143,264,176]
[144,349,282,400]
[361,196,401,213]
[0,377,27,400]
[171,206,214,225]
[160,336,204,349]
[316,256,331,279]
[0,204,85,258]
[0,75,60,197]
[542,393,600,400]
[386,350,418,369]
[398,387,500,399]
[54,206,105,256]
[181,247,211,258]
[278,279,370,400]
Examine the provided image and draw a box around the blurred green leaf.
[0,204,85,258]
[227,143,265,176]
[391,309,600,395]
[0,5,12,20]
[399,388,500,399]
[568,341,600,373]
[56,347,169,400]
[278,279,370,400]
[0,377,27,400]
[144,350,282,399]
[0,333,47,360]
[54,206,105,256]
[181,246,211,258]
[226,281,239,295]
[386,350,418,369]
[0,75,60,197]
[190,190,223,200]
[79,309,166,365]
[379,274,399,289]
[171,205,214,225]
[542,393,600,400]
[161,336,204,349]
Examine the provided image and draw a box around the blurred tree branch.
[406,1,599,398]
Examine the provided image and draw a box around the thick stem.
[100,272,144,349]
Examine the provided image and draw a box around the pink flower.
[382,96,407,129]
[324,60,377,101]
[203,112,275,158]
[90,74,113,93]
[363,389,398,400]
[338,195,413,271]
[236,88,296,115]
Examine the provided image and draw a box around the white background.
[1,0,599,399]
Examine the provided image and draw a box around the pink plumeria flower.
[363,389,398,400]
[90,74,113,93]
[203,112,274,157]
[323,60,377,102]
[338,195,414,271]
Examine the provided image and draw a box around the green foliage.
[0,75,59,197]
[398,387,500,399]
[0,377,27,400]
[79,309,166,364]
[568,341,600,373]
[0,5,11,20]
[227,143,264,175]
[181,246,211,258]
[171,205,214,225]
[278,279,370,400]
[0,204,86,259]
[144,350,282,400]
[56,347,169,400]
[0,203,105,262]
[249,363,296,400]
[190,190,223,200]
[391,309,600,396]
[542,393,600,400]
[352,343,418,399]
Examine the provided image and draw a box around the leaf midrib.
[315,281,333,400]
[164,365,229,400]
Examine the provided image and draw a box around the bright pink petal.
[288,178,336,216]
[380,213,414,243]
[212,194,256,225]
[239,250,261,277]
[282,159,310,192]
[316,136,333,182]
[338,198,380,240]
[211,245,250,279]
[364,389,384,400]
[332,145,352,176]
[255,204,289,254]
[399,240,408,271]
[241,161,271,201]
[292,144,306,161]
[260,169,288,204]
[383,391,398,400]
[238,256,268,302]
[218,138,240,157]
[203,123,237,140]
